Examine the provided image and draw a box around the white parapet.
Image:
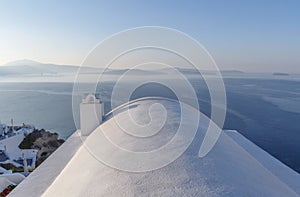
[80,94,104,136]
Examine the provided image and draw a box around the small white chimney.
[80,93,104,136]
[23,153,28,174]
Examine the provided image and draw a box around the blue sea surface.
[0,76,299,173]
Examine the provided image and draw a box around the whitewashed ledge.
[9,131,82,197]
[225,130,300,194]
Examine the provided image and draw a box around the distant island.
[221,70,245,74]
[273,72,290,76]
[1,59,250,78]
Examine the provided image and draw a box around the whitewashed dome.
[10,98,300,197]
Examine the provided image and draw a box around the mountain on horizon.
[0,59,247,77]
[3,59,47,67]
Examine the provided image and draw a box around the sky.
[0,0,299,73]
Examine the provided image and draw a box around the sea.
[0,73,299,173]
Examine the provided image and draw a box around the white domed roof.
[11,98,300,197]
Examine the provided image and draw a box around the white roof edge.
[105,96,179,116]
[9,131,82,197]
[225,130,300,194]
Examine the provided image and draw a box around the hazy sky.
[0,0,299,73]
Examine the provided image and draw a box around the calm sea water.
[0,77,299,173]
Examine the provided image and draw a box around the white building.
[0,121,6,136]
[0,124,37,192]
[10,97,300,196]
[0,173,25,192]
[0,132,37,169]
